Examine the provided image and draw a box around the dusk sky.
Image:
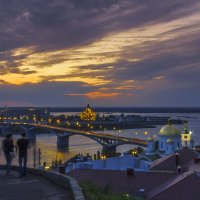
[0,0,200,107]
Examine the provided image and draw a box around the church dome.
[159,123,180,136]
[148,137,155,141]
[167,138,174,143]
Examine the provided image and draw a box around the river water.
[0,112,199,167]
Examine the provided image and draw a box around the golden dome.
[159,124,180,136]
[167,138,174,143]
[148,137,155,141]
[80,104,96,121]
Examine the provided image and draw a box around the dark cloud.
[0,0,199,52]
[0,0,200,106]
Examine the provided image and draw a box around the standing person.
[16,133,30,178]
[1,134,15,175]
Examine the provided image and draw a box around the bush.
[80,181,137,200]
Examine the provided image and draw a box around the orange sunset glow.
[0,0,200,106]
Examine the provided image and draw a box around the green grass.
[80,181,140,200]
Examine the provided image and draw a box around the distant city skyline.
[0,0,200,107]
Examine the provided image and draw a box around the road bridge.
[0,122,147,153]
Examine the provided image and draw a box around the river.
[0,112,199,168]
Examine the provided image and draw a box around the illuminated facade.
[181,123,194,148]
[157,120,181,153]
[80,104,97,121]
[146,120,195,155]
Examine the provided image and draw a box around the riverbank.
[67,119,184,131]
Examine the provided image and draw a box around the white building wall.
[140,160,151,171]
[147,140,155,152]
[65,155,152,173]
[158,136,181,152]
[166,143,174,154]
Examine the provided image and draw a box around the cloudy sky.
[0,0,200,107]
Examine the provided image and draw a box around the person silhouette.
[16,133,30,178]
[1,134,15,175]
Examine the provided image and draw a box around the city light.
[131,149,138,156]
[101,155,106,160]
[80,104,97,121]
[144,131,148,135]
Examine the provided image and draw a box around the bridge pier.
[57,132,71,150]
[20,126,36,141]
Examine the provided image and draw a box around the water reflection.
[0,133,102,167]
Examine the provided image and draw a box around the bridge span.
[0,122,147,152]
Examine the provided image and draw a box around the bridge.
[0,122,147,153]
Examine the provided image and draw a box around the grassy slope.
[80,181,142,200]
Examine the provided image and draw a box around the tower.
[181,123,192,148]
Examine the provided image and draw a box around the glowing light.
[101,155,106,160]
[131,149,138,156]
[44,166,50,170]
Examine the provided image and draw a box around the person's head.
[21,133,26,138]
[6,134,12,140]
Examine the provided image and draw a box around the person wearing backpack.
[1,134,15,175]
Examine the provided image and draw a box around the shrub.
[80,181,138,200]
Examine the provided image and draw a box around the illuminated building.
[0,107,50,119]
[80,104,97,121]
[147,119,194,155]
[157,119,181,153]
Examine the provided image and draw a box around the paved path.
[0,170,71,200]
